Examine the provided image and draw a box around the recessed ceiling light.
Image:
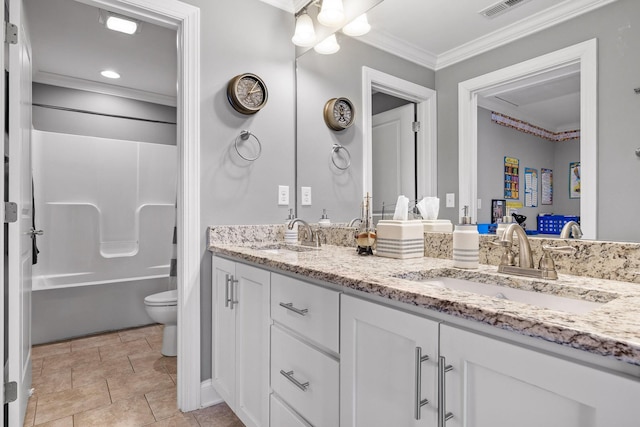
[101,70,120,79]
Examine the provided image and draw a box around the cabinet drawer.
[271,326,339,427]
[271,273,339,353]
[270,394,312,427]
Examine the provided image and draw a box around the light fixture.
[314,34,340,55]
[101,70,121,79]
[99,10,139,35]
[317,0,345,27]
[292,10,316,47]
[342,13,370,37]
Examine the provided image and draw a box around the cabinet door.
[440,324,640,427]
[211,256,237,408]
[341,295,439,427]
[234,263,271,427]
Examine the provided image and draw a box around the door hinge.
[4,381,17,403]
[5,22,17,45]
[4,202,17,223]
[412,121,421,132]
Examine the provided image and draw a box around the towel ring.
[331,143,351,170]
[234,130,262,161]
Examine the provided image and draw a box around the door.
[211,256,236,407]
[340,295,439,427]
[7,0,33,424]
[440,324,640,427]
[372,103,415,222]
[234,263,269,427]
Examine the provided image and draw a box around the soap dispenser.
[453,206,479,269]
[319,209,331,228]
[284,209,298,244]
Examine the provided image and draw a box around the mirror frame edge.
[362,66,438,203]
[458,38,598,239]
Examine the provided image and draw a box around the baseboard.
[200,379,223,408]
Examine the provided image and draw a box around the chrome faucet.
[559,221,582,239]
[348,217,363,227]
[288,218,319,247]
[492,223,576,280]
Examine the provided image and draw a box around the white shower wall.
[31,130,177,343]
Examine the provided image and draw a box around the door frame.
[74,0,201,411]
[458,39,597,238]
[362,67,438,200]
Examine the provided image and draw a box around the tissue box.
[422,219,453,233]
[376,220,424,259]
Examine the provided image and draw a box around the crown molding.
[356,29,437,70]
[33,71,177,107]
[435,0,618,70]
[259,0,296,13]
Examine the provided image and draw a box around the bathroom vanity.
[208,226,640,427]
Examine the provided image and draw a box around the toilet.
[144,289,178,356]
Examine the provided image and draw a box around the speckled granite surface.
[208,225,640,367]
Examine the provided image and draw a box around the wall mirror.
[295,0,640,242]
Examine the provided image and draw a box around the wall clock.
[227,73,268,115]
[323,97,355,131]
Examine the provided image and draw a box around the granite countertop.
[208,241,640,367]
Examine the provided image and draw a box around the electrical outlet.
[301,186,312,206]
[446,193,455,208]
[278,185,289,206]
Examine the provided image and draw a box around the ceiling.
[24,0,177,106]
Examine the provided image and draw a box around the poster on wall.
[524,168,538,207]
[491,199,506,224]
[504,157,519,199]
[569,161,581,199]
[541,168,553,205]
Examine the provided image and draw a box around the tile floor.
[24,325,244,427]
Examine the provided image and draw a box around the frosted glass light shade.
[317,0,345,26]
[101,70,121,79]
[314,34,340,55]
[292,12,316,46]
[342,14,370,37]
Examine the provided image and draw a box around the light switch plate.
[446,193,455,208]
[477,198,482,210]
[278,185,289,206]
[301,187,312,206]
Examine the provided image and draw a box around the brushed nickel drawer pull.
[438,356,454,426]
[279,302,309,316]
[415,347,430,420]
[280,370,309,391]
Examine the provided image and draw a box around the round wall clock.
[227,73,268,115]
[323,97,355,131]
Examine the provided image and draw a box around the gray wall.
[32,83,177,145]
[296,36,435,222]
[435,0,640,241]
[188,0,296,381]
[477,108,580,228]
[372,92,412,115]
[31,86,177,344]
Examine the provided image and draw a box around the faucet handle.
[490,240,515,266]
[539,245,576,275]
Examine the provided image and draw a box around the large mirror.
[296,0,640,242]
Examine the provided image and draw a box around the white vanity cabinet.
[269,273,340,427]
[340,294,440,427]
[211,256,270,427]
[440,324,640,427]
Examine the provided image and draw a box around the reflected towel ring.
[234,130,262,161]
[331,143,351,170]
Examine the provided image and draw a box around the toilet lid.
[144,289,178,306]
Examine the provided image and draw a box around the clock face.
[227,73,268,114]
[324,97,355,130]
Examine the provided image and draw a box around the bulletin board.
[504,157,519,199]
[524,168,538,207]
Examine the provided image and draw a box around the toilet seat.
[144,289,178,307]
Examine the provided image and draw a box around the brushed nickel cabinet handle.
[415,347,430,420]
[279,302,308,316]
[280,370,309,391]
[438,356,454,426]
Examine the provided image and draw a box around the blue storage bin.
[537,215,579,235]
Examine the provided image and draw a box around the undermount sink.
[418,276,604,314]
[251,242,320,254]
